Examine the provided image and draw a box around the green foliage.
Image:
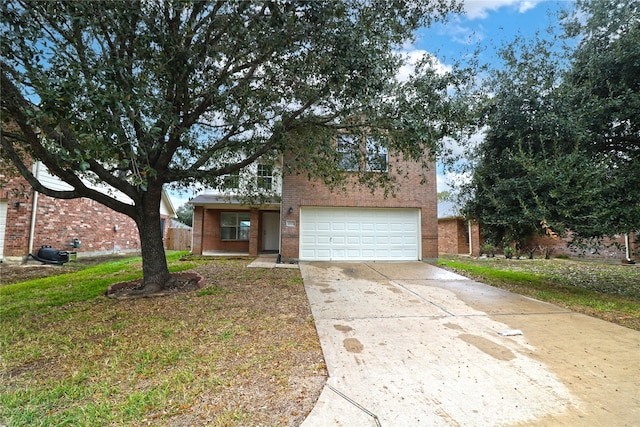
[480,243,496,257]
[1,0,469,287]
[437,191,452,202]
[503,246,515,259]
[175,203,193,227]
[462,0,640,248]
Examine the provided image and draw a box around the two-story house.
[190,137,439,262]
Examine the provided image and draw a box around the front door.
[262,211,280,251]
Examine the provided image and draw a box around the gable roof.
[189,194,280,209]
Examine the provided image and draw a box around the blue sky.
[412,0,572,193]
[169,1,574,209]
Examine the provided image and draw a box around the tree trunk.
[136,189,171,293]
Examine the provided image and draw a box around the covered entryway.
[299,207,420,261]
[262,211,280,251]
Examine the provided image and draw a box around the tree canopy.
[461,0,640,248]
[1,0,468,290]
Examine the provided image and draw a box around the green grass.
[439,256,640,330]
[0,255,323,426]
[0,251,195,322]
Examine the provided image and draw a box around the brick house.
[0,160,175,262]
[437,201,482,256]
[190,145,439,262]
[436,201,637,261]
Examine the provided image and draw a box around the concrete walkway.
[299,262,640,426]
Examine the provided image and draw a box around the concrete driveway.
[299,262,640,426]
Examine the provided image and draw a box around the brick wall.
[2,166,172,259]
[437,219,482,256]
[438,218,468,255]
[195,208,251,254]
[2,191,143,258]
[281,151,438,260]
[32,194,142,256]
[527,232,638,260]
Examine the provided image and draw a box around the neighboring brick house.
[436,201,637,261]
[190,144,439,262]
[437,201,481,256]
[0,160,175,262]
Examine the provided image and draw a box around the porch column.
[249,208,259,257]
[191,206,204,255]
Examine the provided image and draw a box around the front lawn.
[0,254,326,426]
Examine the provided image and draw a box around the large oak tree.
[462,0,639,249]
[1,0,468,291]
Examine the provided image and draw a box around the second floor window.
[366,136,388,172]
[337,134,359,171]
[222,170,240,189]
[257,164,273,190]
[337,133,388,172]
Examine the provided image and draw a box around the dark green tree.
[1,0,467,292]
[462,0,639,248]
[175,203,193,227]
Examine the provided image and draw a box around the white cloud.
[396,49,453,82]
[437,170,472,193]
[447,23,485,45]
[463,0,546,20]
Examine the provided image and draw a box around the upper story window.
[337,134,360,171]
[366,136,388,172]
[257,164,273,190]
[220,212,250,241]
[337,133,388,172]
[222,170,240,189]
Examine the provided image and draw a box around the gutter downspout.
[28,162,40,257]
[277,155,283,264]
[625,233,631,261]
[468,220,473,256]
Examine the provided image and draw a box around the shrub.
[481,243,496,257]
[503,246,515,259]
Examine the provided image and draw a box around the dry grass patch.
[1,257,327,426]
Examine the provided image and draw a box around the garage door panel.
[299,207,420,261]
[347,236,361,244]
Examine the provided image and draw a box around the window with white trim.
[337,134,359,171]
[366,136,388,172]
[222,170,240,189]
[257,164,273,190]
[220,212,250,241]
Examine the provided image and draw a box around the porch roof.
[189,194,280,210]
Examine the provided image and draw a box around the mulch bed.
[105,272,205,299]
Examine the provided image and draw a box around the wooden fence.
[166,228,192,251]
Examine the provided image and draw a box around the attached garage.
[299,207,421,261]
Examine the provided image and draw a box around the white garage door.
[299,207,420,261]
